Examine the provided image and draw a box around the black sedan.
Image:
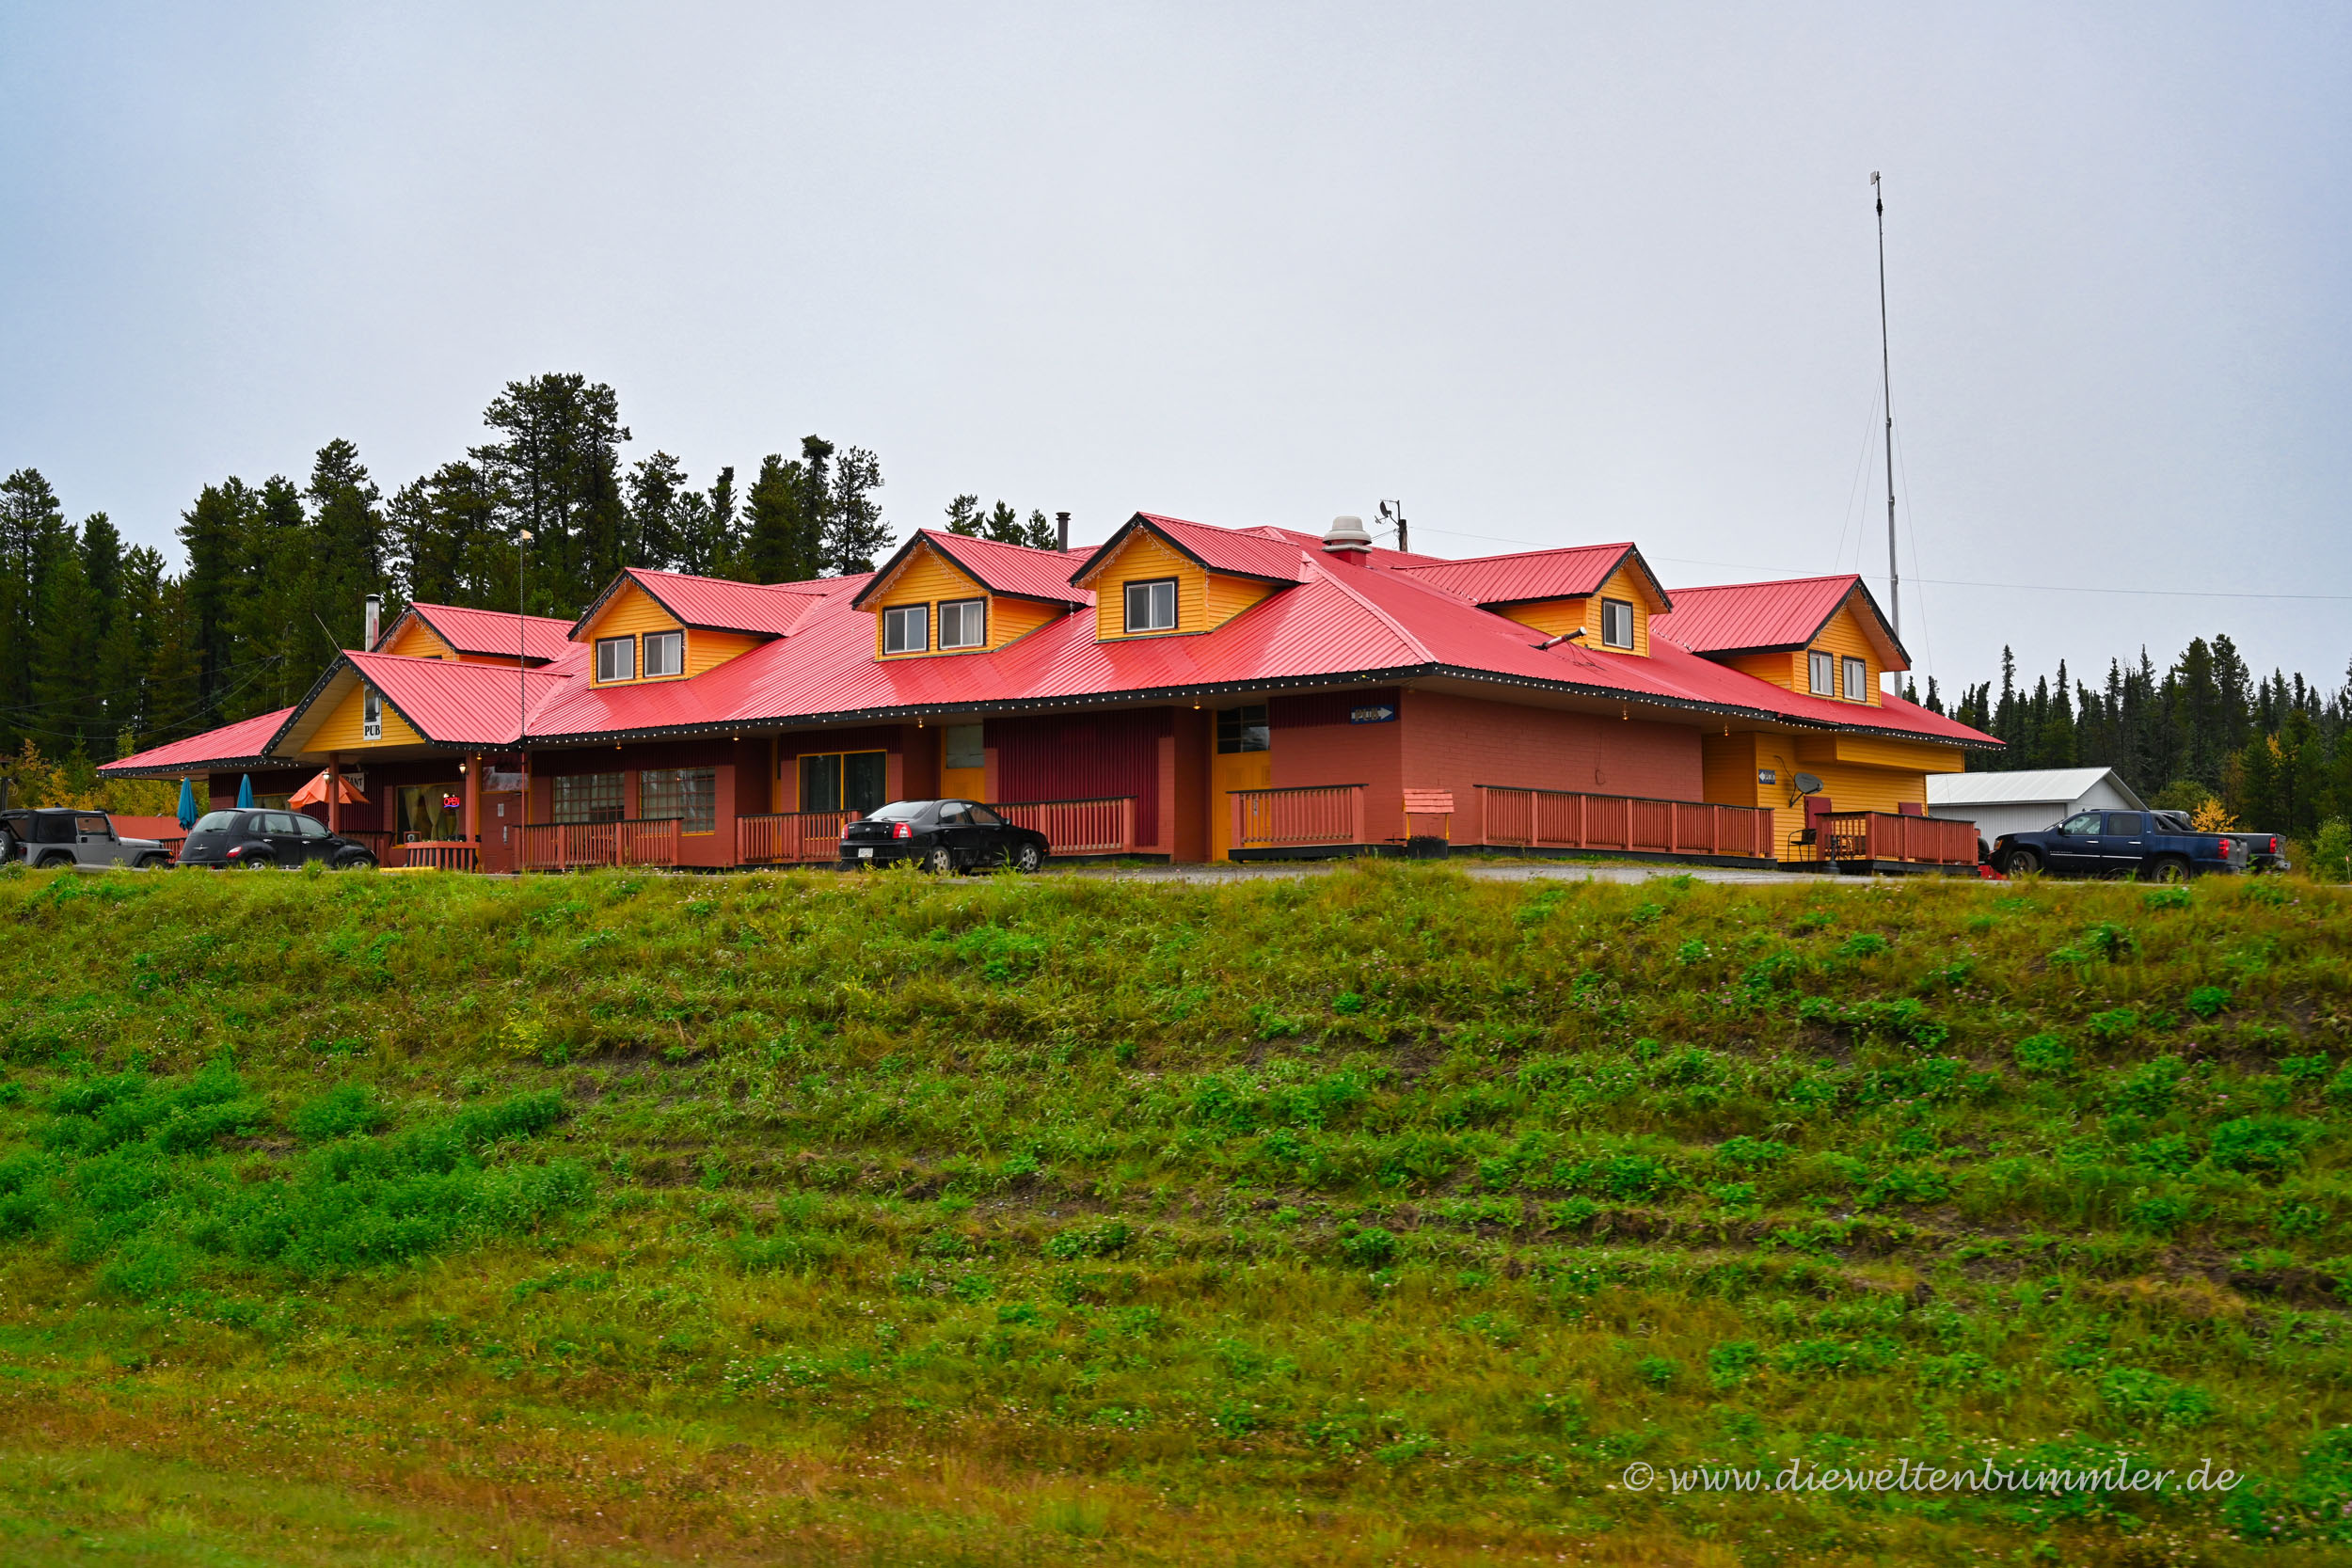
[838,800,1048,874]
[176,809,379,869]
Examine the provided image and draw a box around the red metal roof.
[400,603,577,663]
[324,653,572,747]
[103,707,295,775]
[1390,543,1654,607]
[1652,576,1865,655]
[1072,513,1315,588]
[854,531,1094,610]
[570,568,834,640]
[105,517,1995,772]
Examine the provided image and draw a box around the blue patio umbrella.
[236,774,254,809]
[177,777,199,830]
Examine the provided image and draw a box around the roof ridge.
[1662,572,1860,595]
[1302,553,1436,663]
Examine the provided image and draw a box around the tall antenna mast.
[1872,170,1899,641]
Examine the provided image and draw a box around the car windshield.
[866,801,932,823]
[191,812,241,833]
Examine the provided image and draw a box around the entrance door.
[479,791,522,873]
[1208,704,1273,862]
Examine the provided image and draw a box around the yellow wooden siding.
[381,618,453,660]
[1092,530,1206,640]
[867,542,1063,657]
[1492,562,1654,655]
[942,767,986,800]
[1804,597,1897,706]
[1823,734,1966,773]
[310,680,425,750]
[1204,574,1273,625]
[582,583,683,686]
[1725,650,1803,692]
[1501,599,1588,639]
[688,630,761,676]
[1208,746,1274,862]
[1700,732,1769,809]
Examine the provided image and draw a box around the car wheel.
[1011,841,1043,874]
[334,854,376,871]
[2151,856,2190,884]
[35,851,72,870]
[136,853,171,870]
[2000,847,2042,876]
[924,845,956,875]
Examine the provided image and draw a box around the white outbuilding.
[1925,767,2149,845]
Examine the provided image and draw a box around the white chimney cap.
[1322,515,1372,551]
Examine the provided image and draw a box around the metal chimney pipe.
[1055,512,1070,552]
[363,594,381,649]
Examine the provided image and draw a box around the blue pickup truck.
[1993,809,2283,881]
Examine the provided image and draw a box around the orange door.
[479,791,522,872]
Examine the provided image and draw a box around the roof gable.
[851,531,1091,610]
[1653,576,1906,666]
[1393,543,1669,611]
[400,603,576,663]
[1070,514,1311,590]
[568,567,834,641]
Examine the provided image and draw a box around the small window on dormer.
[1843,656,1868,702]
[596,636,636,682]
[939,598,987,650]
[1124,578,1178,633]
[882,604,929,654]
[643,630,684,677]
[361,689,382,740]
[1600,598,1634,649]
[1808,650,1835,695]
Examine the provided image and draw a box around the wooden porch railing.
[1792,811,1978,867]
[520,818,681,871]
[1232,784,1367,850]
[738,810,861,865]
[1477,786,1775,860]
[401,840,478,871]
[994,797,1136,856]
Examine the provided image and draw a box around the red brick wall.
[1400,689,1705,844]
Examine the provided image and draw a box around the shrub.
[2097,1366,2219,1429]
[1045,1221,1134,1260]
[2206,1117,2316,1177]
[1707,1341,1760,1389]
[2013,1034,2074,1077]
[1338,1224,1398,1268]
[292,1084,390,1144]
[2310,818,2352,884]
[2187,985,2233,1020]
[1635,1355,1679,1388]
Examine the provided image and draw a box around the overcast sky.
[5,4,2346,698]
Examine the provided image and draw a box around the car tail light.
[226,845,243,858]
[893,822,913,839]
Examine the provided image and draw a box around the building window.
[798,751,888,815]
[1216,704,1270,754]
[943,723,985,770]
[639,768,717,832]
[882,604,928,654]
[596,636,636,683]
[643,629,684,677]
[938,598,987,650]
[1600,598,1635,649]
[1843,656,1869,702]
[551,773,624,824]
[1808,650,1835,695]
[361,689,382,740]
[1124,578,1178,633]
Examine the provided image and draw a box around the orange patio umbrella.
[287,770,369,808]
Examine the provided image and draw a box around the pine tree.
[740,452,815,583]
[470,374,631,614]
[821,441,891,575]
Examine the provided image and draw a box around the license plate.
[858,847,873,858]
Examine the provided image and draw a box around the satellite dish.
[1793,772,1824,796]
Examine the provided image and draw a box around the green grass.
[0,859,2349,1564]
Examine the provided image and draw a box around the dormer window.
[1843,656,1868,703]
[1808,650,1835,696]
[939,598,987,650]
[361,689,382,740]
[596,636,636,683]
[644,630,684,677]
[882,605,929,655]
[1125,578,1178,633]
[1600,598,1634,649]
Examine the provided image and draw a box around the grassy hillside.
[1,861,2349,1566]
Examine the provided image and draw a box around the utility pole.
[517,529,532,871]
[1377,499,1407,553]
[1872,171,1899,641]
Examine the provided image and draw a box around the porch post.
[464,752,481,855]
[326,754,341,832]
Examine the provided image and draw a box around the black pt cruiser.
[176,809,380,869]
[838,800,1049,874]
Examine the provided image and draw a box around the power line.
[1404,525,2352,602]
